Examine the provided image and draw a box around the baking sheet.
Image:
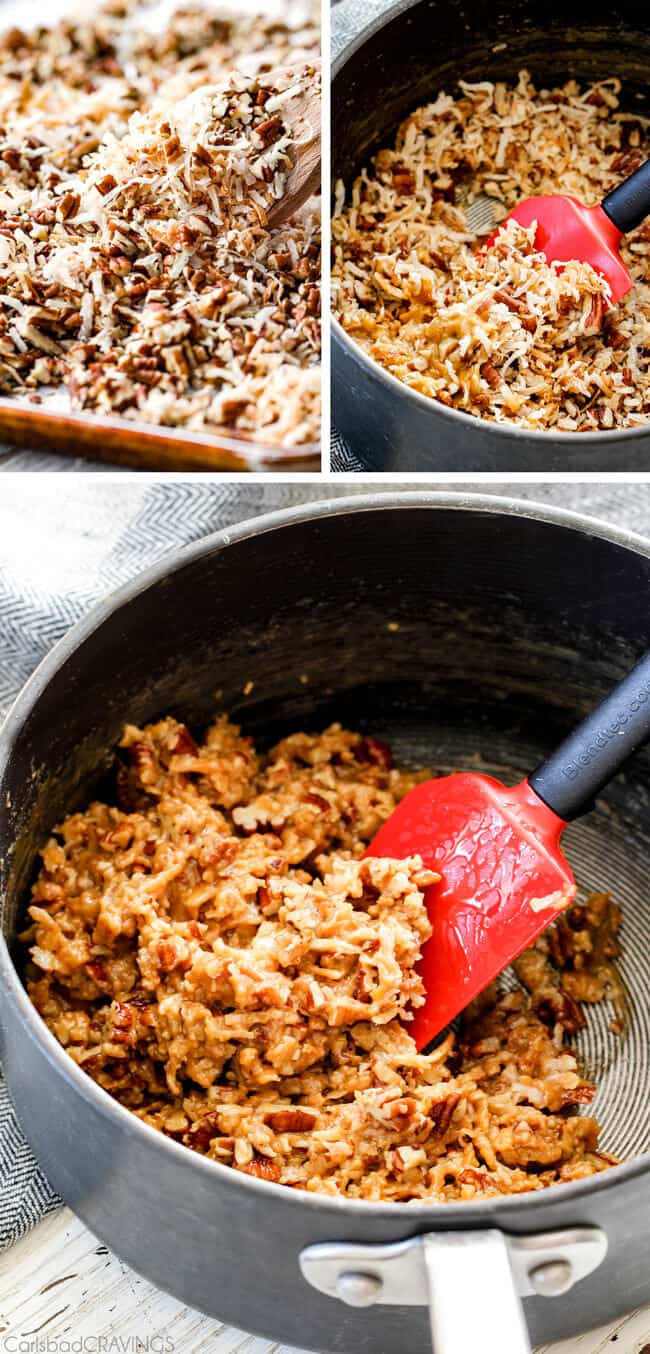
[0,0,321,471]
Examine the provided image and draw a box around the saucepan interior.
[1,495,650,1166]
[332,0,650,471]
[333,0,650,202]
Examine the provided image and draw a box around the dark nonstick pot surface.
[1,495,649,1352]
[332,0,650,471]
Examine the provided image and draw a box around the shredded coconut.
[24,715,619,1201]
[0,3,320,445]
[332,72,650,432]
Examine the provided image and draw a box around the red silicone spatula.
[366,651,650,1049]
[485,156,650,305]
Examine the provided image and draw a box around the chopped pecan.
[264,1109,318,1132]
[2,26,28,51]
[157,937,190,972]
[480,361,501,387]
[110,1001,136,1044]
[96,174,118,196]
[457,1168,491,1190]
[428,1094,461,1137]
[220,397,248,425]
[193,144,212,166]
[86,960,108,984]
[585,296,604,330]
[493,288,536,331]
[393,169,416,195]
[173,725,199,757]
[356,735,393,769]
[256,116,283,148]
[56,192,80,220]
[533,989,586,1034]
[184,1112,222,1152]
[610,150,644,175]
[560,1084,596,1107]
[241,1154,281,1182]
[603,325,627,350]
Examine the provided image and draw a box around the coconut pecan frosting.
[23,717,620,1200]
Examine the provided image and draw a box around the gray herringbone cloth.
[1,480,649,1250]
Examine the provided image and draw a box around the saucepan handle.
[300,1225,608,1354]
[422,1230,530,1354]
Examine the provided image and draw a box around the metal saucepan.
[1,494,649,1352]
[332,0,650,471]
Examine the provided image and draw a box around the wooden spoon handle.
[267,152,320,228]
[265,60,321,229]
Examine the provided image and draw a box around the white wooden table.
[1,1208,648,1354]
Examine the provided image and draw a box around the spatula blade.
[487,196,632,306]
[366,774,575,1049]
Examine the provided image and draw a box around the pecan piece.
[157,937,191,972]
[457,1167,492,1191]
[610,150,644,175]
[173,725,199,757]
[480,361,501,388]
[110,1001,136,1044]
[193,144,213,166]
[241,1153,281,1182]
[428,1093,461,1137]
[185,1111,221,1153]
[256,116,283,148]
[493,288,537,331]
[220,397,248,425]
[86,960,108,984]
[560,1084,596,1107]
[393,169,416,195]
[2,27,28,51]
[96,174,117,196]
[264,1109,318,1132]
[357,735,393,769]
[57,191,80,220]
[164,135,181,159]
[585,295,604,330]
[533,989,586,1034]
[1,148,21,170]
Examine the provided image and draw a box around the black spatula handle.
[602,156,650,233]
[529,650,650,821]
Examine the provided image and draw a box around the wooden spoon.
[266,61,321,229]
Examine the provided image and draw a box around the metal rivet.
[528,1259,573,1296]
[335,1270,383,1307]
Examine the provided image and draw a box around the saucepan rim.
[1,490,649,1222]
[331,0,650,445]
